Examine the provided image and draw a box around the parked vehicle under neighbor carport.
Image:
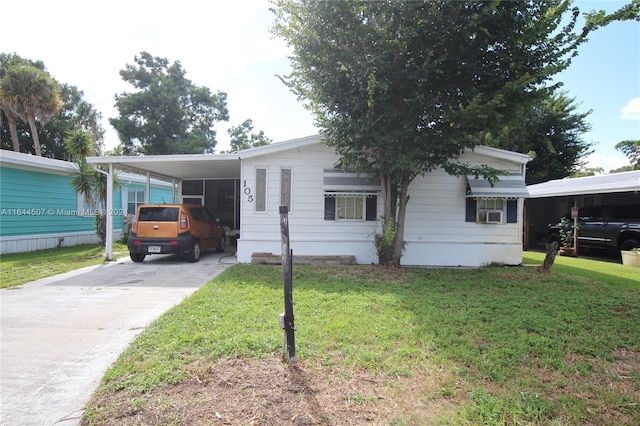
[547,205,640,253]
[128,204,226,263]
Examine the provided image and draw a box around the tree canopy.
[272,0,640,266]
[615,140,640,170]
[481,90,593,184]
[0,53,104,159]
[110,52,229,155]
[0,54,62,156]
[227,119,272,152]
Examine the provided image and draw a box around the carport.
[86,154,242,260]
[525,170,640,249]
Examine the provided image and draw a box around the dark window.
[465,198,477,222]
[506,200,518,223]
[138,207,179,222]
[366,196,377,221]
[182,180,204,196]
[255,168,267,212]
[281,168,292,211]
[183,198,203,205]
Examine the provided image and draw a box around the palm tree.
[66,130,116,244]
[0,57,22,152]
[0,106,21,152]
[0,64,62,156]
[67,130,98,205]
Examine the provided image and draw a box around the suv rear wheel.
[620,238,640,251]
[188,241,201,262]
[130,252,146,262]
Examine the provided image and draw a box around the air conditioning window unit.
[485,210,503,224]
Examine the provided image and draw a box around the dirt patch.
[83,356,458,425]
[83,350,640,425]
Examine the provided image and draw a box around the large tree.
[0,59,62,156]
[272,0,639,266]
[110,52,229,155]
[0,54,41,152]
[481,90,593,184]
[39,84,105,160]
[227,119,272,152]
[1,53,105,159]
[615,140,640,170]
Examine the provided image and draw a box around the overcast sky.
[2,0,638,172]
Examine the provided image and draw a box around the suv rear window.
[138,207,179,222]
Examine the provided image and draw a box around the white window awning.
[466,174,529,200]
[323,169,381,192]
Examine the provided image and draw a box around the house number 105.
[244,187,253,202]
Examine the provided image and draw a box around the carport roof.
[527,170,640,198]
[86,153,241,181]
[86,134,326,181]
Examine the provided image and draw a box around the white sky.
[2,0,639,172]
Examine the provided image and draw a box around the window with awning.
[465,174,528,224]
[465,174,529,200]
[323,169,380,221]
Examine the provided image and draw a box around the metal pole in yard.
[279,206,296,364]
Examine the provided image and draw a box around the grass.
[82,251,640,424]
[0,242,128,289]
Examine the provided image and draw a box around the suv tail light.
[180,212,188,230]
[131,220,137,233]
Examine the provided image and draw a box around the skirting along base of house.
[0,230,122,255]
[251,252,356,265]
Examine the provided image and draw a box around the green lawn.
[82,252,640,425]
[0,242,128,289]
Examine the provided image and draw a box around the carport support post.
[104,164,114,261]
[279,206,296,364]
[573,199,578,256]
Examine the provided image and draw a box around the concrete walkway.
[1,250,236,426]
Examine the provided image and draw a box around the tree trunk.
[27,115,42,156]
[382,175,393,235]
[7,113,21,152]
[539,241,558,272]
[391,181,410,267]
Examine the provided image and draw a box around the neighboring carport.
[525,170,640,249]
[86,154,242,260]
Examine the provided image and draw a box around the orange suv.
[128,204,226,262]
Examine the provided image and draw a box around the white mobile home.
[237,136,530,266]
[89,135,530,266]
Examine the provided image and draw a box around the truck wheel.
[130,252,146,262]
[188,241,201,262]
[620,239,640,251]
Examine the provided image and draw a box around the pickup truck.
[547,205,640,252]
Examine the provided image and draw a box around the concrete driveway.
[1,250,235,425]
